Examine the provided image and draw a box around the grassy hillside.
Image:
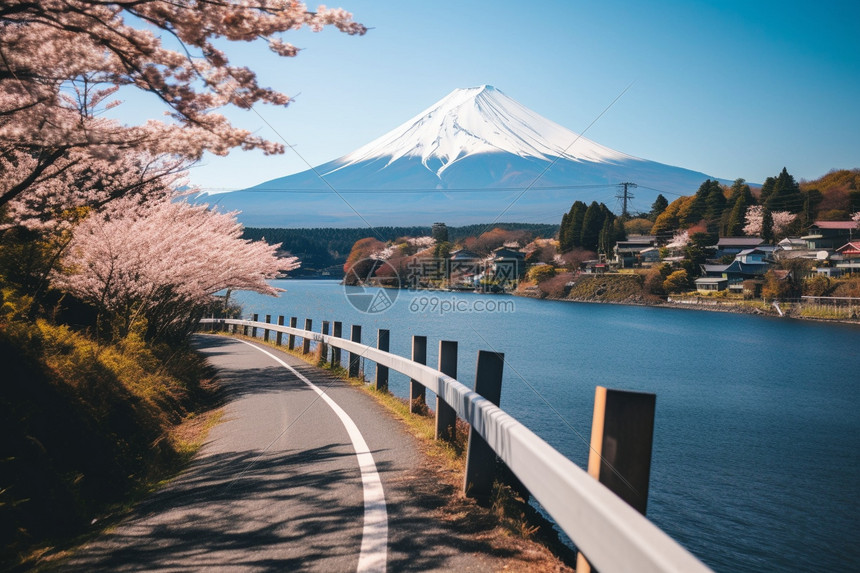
[0,306,218,569]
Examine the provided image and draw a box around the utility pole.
[616,182,637,218]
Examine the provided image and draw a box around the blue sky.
[117,0,860,193]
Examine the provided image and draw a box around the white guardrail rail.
[200,318,711,573]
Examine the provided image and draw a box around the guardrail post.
[321,321,330,363]
[349,325,362,378]
[288,316,297,350]
[302,318,312,354]
[332,322,342,368]
[263,314,271,342]
[251,313,258,338]
[463,351,504,502]
[410,335,427,413]
[276,316,284,345]
[436,340,458,441]
[576,386,657,573]
[374,329,389,392]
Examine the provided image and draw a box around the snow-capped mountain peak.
[335,85,635,177]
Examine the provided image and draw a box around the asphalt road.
[62,334,518,572]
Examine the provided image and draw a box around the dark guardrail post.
[332,322,343,368]
[463,350,504,502]
[321,321,330,363]
[251,313,258,338]
[436,340,458,441]
[349,325,362,378]
[264,314,271,342]
[302,318,312,354]
[576,386,657,573]
[375,329,389,392]
[288,316,297,350]
[410,335,427,413]
[276,315,284,346]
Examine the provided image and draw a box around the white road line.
[237,339,388,572]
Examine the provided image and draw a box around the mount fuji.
[207,85,729,227]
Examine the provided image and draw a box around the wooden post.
[263,314,271,342]
[321,321,330,363]
[464,351,504,502]
[251,313,258,338]
[409,335,427,413]
[332,321,343,368]
[302,318,312,354]
[435,340,458,442]
[349,325,362,378]
[374,329,389,392]
[276,315,284,346]
[576,386,657,573]
[288,316,297,350]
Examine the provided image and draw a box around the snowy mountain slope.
[208,86,731,227]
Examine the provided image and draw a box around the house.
[835,241,860,274]
[716,237,765,259]
[490,246,525,283]
[639,247,661,264]
[581,259,609,274]
[447,248,484,283]
[699,248,773,293]
[774,238,817,261]
[613,235,658,268]
[802,221,857,250]
[695,277,728,292]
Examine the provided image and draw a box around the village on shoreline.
[340,217,860,325]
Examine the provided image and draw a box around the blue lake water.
[231,280,860,572]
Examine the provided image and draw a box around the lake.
[230,279,860,572]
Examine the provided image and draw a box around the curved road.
[63,334,522,572]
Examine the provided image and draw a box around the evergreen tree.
[725,192,749,236]
[760,177,776,204]
[727,178,748,202]
[704,182,727,230]
[765,167,802,213]
[649,194,669,222]
[599,217,614,255]
[679,179,716,227]
[431,222,449,243]
[681,232,711,279]
[761,208,774,244]
[566,201,587,250]
[580,201,603,252]
[613,217,627,243]
[798,189,823,231]
[559,212,571,251]
[597,209,621,255]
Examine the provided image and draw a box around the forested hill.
[243,223,559,276]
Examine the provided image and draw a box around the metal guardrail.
[200,318,711,573]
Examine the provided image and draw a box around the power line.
[203,183,620,194]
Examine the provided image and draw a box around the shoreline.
[512,288,860,326]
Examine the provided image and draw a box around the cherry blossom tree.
[744,205,796,238]
[0,1,366,208]
[53,193,298,341]
[666,230,690,250]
